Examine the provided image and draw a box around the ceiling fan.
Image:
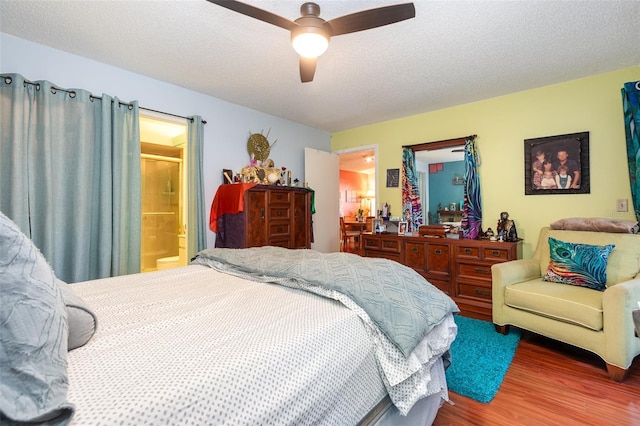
[207,1,415,83]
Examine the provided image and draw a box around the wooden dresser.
[362,233,522,321]
[213,185,312,249]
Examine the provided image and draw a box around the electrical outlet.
[616,199,628,212]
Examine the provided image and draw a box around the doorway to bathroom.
[140,115,188,272]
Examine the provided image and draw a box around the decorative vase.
[267,172,279,184]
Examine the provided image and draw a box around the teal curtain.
[461,137,482,239]
[0,73,140,283]
[622,81,640,221]
[186,115,207,259]
[402,148,424,231]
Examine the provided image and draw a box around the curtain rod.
[6,75,206,124]
[140,106,207,125]
[402,134,476,151]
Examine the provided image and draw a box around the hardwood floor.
[433,330,640,425]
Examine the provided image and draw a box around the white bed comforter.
[66,265,455,425]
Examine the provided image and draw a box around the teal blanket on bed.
[192,247,459,357]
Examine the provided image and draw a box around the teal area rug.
[446,316,521,403]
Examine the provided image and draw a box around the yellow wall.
[332,66,639,257]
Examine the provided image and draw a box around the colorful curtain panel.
[402,148,424,231]
[461,137,482,239]
[622,81,640,221]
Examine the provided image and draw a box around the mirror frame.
[403,135,477,225]
[403,136,472,154]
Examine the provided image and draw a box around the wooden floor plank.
[433,331,640,425]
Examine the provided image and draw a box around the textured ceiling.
[1,0,639,133]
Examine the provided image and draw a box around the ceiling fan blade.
[325,3,415,36]
[207,0,297,31]
[299,57,317,83]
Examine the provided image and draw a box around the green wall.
[332,66,639,258]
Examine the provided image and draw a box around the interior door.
[305,148,340,252]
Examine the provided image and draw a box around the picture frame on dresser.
[222,169,233,184]
[398,221,408,235]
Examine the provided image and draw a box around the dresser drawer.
[379,237,401,253]
[456,245,481,259]
[405,242,425,269]
[269,239,291,248]
[268,222,290,238]
[364,250,402,263]
[362,234,402,256]
[363,236,381,250]
[427,278,450,295]
[427,244,449,274]
[483,246,511,261]
[269,206,291,220]
[269,190,291,204]
[458,283,492,301]
[457,262,493,281]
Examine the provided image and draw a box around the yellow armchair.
[492,226,640,381]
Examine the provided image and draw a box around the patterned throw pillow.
[542,237,615,291]
[0,212,75,424]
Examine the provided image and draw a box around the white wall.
[0,33,331,248]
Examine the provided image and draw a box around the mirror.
[416,148,464,224]
[404,137,471,226]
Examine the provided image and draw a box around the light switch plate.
[616,199,628,212]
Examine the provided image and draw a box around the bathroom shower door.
[140,154,183,271]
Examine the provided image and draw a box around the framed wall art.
[524,131,590,195]
[345,190,357,203]
[386,168,400,187]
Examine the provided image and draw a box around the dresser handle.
[434,249,442,255]
[491,250,501,257]
[475,268,490,274]
[475,288,490,296]
[412,247,419,253]
[277,210,283,216]
[277,226,283,233]
[277,194,283,200]
[385,241,393,248]
[261,208,265,219]
[464,248,472,254]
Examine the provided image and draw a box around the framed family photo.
[524,131,590,195]
[397,221,408,235]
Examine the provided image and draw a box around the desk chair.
[340,217,361,253]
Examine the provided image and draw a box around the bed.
[1,211,459,425]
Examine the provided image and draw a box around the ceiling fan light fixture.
[291,28,329,58]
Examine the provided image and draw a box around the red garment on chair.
[209,183,258,232]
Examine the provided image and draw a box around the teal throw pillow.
[542,237,615,291]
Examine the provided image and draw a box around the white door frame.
[335,144,379,215]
